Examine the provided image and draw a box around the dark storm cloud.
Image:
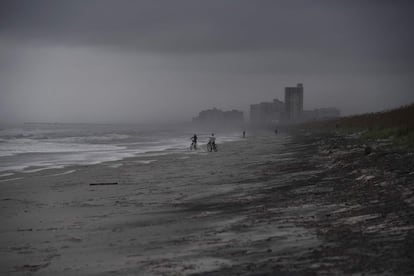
[1,1,413,56]
[0,0,413,123]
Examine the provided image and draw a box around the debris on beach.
[89,182,118,186]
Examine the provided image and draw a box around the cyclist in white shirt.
[209,133,216,145]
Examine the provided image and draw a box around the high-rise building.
[192,108,244,125]
[250,98,285,125]
[285,83,304,120]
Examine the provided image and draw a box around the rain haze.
[1,1,413,123]
[2,2,414,275]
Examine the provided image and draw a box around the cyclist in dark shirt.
[190,134,198,150]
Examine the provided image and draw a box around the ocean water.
[0,123,242,173]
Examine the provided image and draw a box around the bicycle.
[207,141,218,152]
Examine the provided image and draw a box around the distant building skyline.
[250,99,285,125]
[249,83,340,125]
[192,108,244,126]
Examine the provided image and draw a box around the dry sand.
[1,132,413,275]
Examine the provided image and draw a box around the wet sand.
[1,132,413,275]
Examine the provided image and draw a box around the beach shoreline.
[1,131,413,275]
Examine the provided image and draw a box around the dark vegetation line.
[304,103,414,148]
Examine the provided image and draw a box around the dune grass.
[361,127,414,148]
[305,103,414,148]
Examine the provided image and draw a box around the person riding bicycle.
[209,133,216,145]
[190,134,198,149]
[207,133,217,152]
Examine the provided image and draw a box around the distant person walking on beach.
[243,130,246,138]
[190,134,198,150]
[207,133,217,152]
[274,129,278,135]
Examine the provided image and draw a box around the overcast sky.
[1,0,413,123]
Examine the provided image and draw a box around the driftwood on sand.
[89,182,118,186]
